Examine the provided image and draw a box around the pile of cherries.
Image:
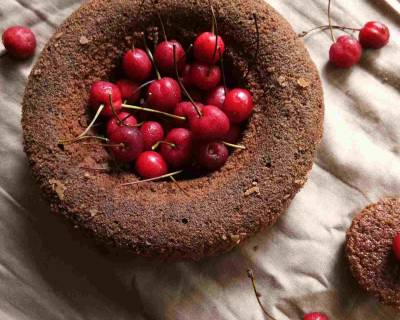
[85,28,253,180]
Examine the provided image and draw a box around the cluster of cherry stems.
[0,1,393,319]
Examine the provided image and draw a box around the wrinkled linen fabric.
[0,0,400,319]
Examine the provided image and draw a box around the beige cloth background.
[1,0,400,319]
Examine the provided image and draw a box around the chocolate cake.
[22,0,324,260]
[346,198,400,309]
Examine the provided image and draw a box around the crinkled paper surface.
[0,0,400,319]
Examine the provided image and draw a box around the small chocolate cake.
[22,0,324,260]
[346,198,400,309]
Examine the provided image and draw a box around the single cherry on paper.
[154,40,186,75]
[140,121,165,151]
[197,142,228,170]
[147,77,182,112]
[189,105,230,141]
[359,21,390,49]
[108,126,144,163]
[106,112,137,136]
[135,151,168,179]
[116,79,141,104]
[160,128,193,169]
[89,81,122,117]
[189,63,221,91]
[303,312,329,320]
[122,48,152,82]
[329,35,362,68]
[222,88,254,123]
[193,31,225,65]
[2,26,36,59]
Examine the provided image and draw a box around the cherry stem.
[109,93,122,124]
[143,31,161,79]
[173,45,202,117]
[219,48,228,95]
[59,104,104,145]
[82,142,124,147]
[244,13,260,81]
[59,135,109,145]
[210,5,219,65]
[223,141,246,150]
[133,79,155,97]
[122,103,186,121]
[299,25,360,37]
[151,140,176,150]
[328,0,335,42]
[247,269,278,320]
[169,175,190,197]
[121,170,183,186]
[157,12,168,42]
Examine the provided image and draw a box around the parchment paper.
[0,0,400,319]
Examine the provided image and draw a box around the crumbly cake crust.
[22,0,324,260]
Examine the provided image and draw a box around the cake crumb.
[79,36,90,45]
[297,78,310,88]
[277,75,287,87]
[54,32,63,39]
[89,209,98,217]
[49,179,66,200]
[244,186,260,197]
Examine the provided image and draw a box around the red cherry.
[2,26,36,59]
[161,128,193,168]
[106,112,137,137]
[189,63,221,91]
[303,312,329,320]
[197,142,228,171]
[173,102,204,128]
[223,124,241,143]
[329,35,362,68]
[140,121,165,151]
[193,32,225,64]
[116,79,140,104]
[359,21,390,49]
[135,151,168,179]
[147,77,182,112]
[154,40,186,75]
[122,48,152,82]
[392,233,400,261]
[181,64,192,87]
[222,88,253,123]
[109,126,143,163]
[206,85,227,109]
[89,81,122,117]
[189,105,230,141]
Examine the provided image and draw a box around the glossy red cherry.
[189,63,221,91]
[116,79,141,104]
[329,35,362,68]
[154,40,186,75]
[181,64,192,87]
[147,77,182,112]
[140,121,165,151]
[160,128,193,168]
[122,48,152,82]
[189,105,230,141]
[359,21,390,49]
[89,81,122,117]
[109,126,143,163]
[303,312,329,320]
[173,102,204,128]
[392,233,400,261]
[193,32,225,64]
[222,88,253,123]
[135,151,168,179]
[206,85,227,109]
[223,124,241,143]
[2,26,36,59]
[106,112,137,137]
[197,142,228,171]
